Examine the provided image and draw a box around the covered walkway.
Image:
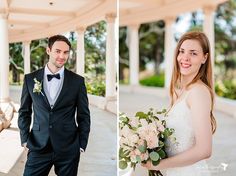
[119,86,236,176]
[0,87,117,176]
[0,0,117,111]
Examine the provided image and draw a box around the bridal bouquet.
[119,108,174,176]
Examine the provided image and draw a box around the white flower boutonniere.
[33,78,44,96]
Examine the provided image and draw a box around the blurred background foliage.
[9,21,106,97]
[119,0,236,100]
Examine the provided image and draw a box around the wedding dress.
[164,91,211,176]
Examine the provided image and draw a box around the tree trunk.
[12,67,20,83]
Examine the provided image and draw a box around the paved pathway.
[0,87,117,176]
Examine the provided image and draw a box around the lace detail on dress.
[165,99,195,157]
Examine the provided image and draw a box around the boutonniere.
[33,78,44,96]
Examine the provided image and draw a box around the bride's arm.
[144,85,213,170]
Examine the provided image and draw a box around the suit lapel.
[35,67,51,109]
[52,69,70,109]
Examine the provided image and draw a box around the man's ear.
[46,47,51,55]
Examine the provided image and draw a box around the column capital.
[203,4,217,15]
[105,13,117,23]
[0,14,7,19]
[47,34,54,38]
[22,40,31,45]
[128,23,140,31]
[164,16,176,25]
[76,26,86,34]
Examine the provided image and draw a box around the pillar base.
[0,101,16,132]
[105,96,117,101]
[105,96,117,114]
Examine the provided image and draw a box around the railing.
[120,85,236,118]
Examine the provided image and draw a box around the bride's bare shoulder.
[188,81,210,94]
[187,81,211,105]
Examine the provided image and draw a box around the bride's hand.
[141,160,160,170]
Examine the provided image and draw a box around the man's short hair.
[48,35,71,50]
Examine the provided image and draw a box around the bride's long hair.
[169,31,216,134]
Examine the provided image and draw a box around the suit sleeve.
[18,75,32,145]
[76,77,91,151]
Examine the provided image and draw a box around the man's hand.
[22,143,29,152]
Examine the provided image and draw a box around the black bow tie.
[47,74,60,81]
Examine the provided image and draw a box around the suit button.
[49,125,52,129]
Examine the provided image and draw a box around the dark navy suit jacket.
[18,68,90,154]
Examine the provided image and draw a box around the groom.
[18,35,90,176]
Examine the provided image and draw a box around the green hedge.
[86,81,105,97]
[139,74,165,87]
[215,80,236,100]
[140,75,236,100]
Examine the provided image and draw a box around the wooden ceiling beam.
[9,7,75,17]
[8,19,49,27]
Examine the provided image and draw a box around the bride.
[142,31,216,176]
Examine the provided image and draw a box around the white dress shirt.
[44,64,64,102]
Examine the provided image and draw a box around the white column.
[203,5,216,72]
[105,13,117,98]
[164,17,176,89]
[0,16,10,102]
[76,27,86,76]
[23,41,31,74]
[128,24,140,86]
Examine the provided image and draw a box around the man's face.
[46,41,70,68]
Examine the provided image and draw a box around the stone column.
[164,16,176,89]
[76,27,86,76]
[0,16,10,102]
[203,5,216,84]
[105,13,117,98]
[23,41,31,74]
[128,24,140,86]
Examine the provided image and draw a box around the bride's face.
[177,39,207,78]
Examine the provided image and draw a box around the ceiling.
[119,0,228,26]
[0,0,116,43]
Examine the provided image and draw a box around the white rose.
[146,134,159,149]
[127,134,139,147]
[120,125,132,137]
[129,117,139,128]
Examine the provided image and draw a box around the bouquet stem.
[148,170,163,176]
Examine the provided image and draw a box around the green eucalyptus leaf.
[135,112,148,118]
[150,151,160,161]
[136,155,141,163]
[138,145,146,153]
[119,160,128,170]
[152,160,160,166]
[119,148,129,158]
[162,109,167,113]
[158,141,164,148]
[158,149,166,159]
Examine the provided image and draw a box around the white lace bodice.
[164,92,211,176]
[165,92,195,156]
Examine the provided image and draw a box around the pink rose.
[129,148,141,162]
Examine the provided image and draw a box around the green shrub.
[86,80,105,97]
[119,79,129,85]
[139,74,165,87]
[215,80,236,100]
